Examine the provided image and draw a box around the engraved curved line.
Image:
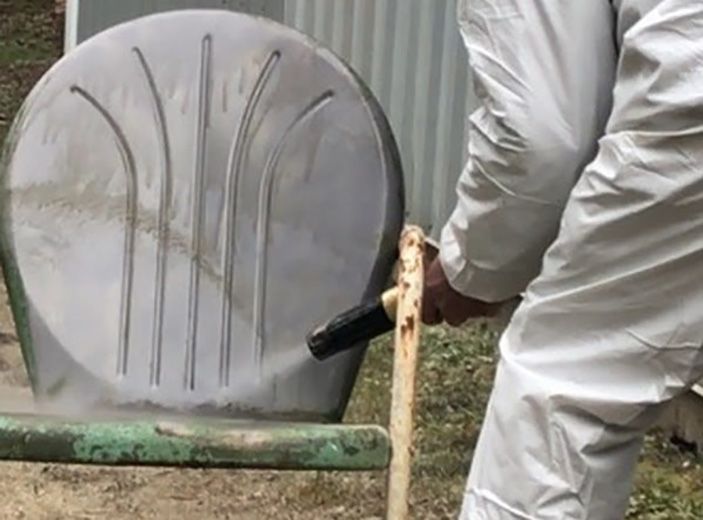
[219,50,281,388]
[185,34,212,391]
[252,91,335,372]
[133,46,173,389]
[70,85,138,379]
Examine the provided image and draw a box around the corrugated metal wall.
[66,0,474,236]
[284,0,474,234]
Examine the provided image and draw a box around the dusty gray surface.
[0,282,388,520]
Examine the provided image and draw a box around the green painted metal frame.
[0,412,390,471]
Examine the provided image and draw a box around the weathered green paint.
[0,414,391,471]
[0,103,39,391]
[0,228,38,390]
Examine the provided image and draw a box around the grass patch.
[0,39,53,63]
[0,0,60,143]
[345,321,703,518]
[343,323,499,517]
[627,436,703,519]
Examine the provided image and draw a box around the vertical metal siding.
[285,0,473,236]
[65,0,284,50]
[66,0,474,236]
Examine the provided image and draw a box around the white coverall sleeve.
[441,0,616,302]
[463,1,703,519]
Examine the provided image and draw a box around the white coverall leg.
[441,1,703,518]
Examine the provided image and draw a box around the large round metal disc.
[0,10,403,420]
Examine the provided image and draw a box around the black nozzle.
[307,297,395,361]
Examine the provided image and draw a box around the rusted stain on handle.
[386,226,425,520]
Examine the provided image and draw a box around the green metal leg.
[0,412,390,471]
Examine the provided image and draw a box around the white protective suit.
[441,0,703,518]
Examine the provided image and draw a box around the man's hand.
[422,257,501,326]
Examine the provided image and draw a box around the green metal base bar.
[0,413,391,471]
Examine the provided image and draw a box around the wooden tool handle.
[307,288,399,361]
[386,226,424,520]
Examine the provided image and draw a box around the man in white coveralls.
[422,1,703,518]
